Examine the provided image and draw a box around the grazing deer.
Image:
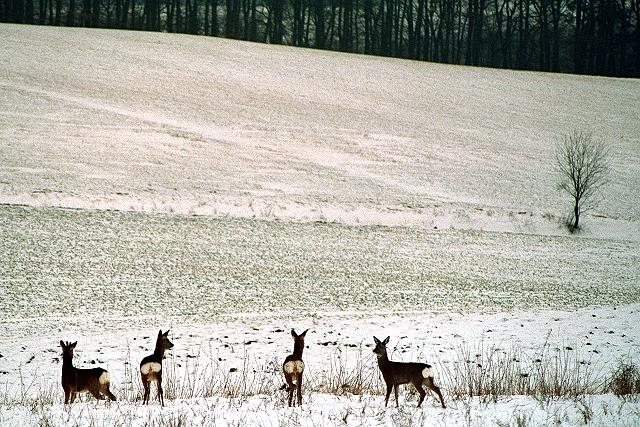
[282,328,308,407]
[140,329,174,406]
[60,341,117,404]
[373,336,445,408]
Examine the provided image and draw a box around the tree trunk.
[315,0,326,48]
[92,0,99,26]
[249,0,257,41]
[415,0,425,59]
[382,0,393,55]
[25,0,33,23]
[54,0,61,24]
[212,0,218,35]
[407,0,415,58]
[551,0,562,72]
[364,0,372,53]
[340,0,353,51]
[573,200,580,231]
[272,0,285,44]
[634,0,640,76]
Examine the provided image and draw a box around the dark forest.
[2,0,639,77]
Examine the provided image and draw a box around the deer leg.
[296,374,303,406]
[70,392,77,404]
[63,388,71,404]
[414,381,427,407]
[394,385,399,408]
[141,374,147,404]
[157,375,164,407]
[384,383,392,407]
[285,375,295,407]
[142,379,150,404]
[102,385,117,401]
[90,389,104,400]
[425,377,446,409]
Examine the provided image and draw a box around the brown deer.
[140,329,174,406]
[282,328,308,407]
[59,341,117,404]
[373,336,445,408]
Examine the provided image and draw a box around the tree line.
[2,0,639,77]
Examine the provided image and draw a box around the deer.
[59,340,117,404]
[140,329,174,406]
[372,336,445,409]
[282,328,308,407]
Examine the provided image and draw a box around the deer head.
[290,329,308,356]
[372,336,390,358]
[60,340,78,357]
[291,328,308,340]
[157,330,174,353]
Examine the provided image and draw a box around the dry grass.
[440,341,606,403]
[610,359,640,400]
[308,346,382,395]
[0,342,633,409]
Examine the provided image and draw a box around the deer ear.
[163,330,170,336]
[158,329,163,336]
[291,329,298,338]
[300,329,309,338]
[373,336,380,344]
[60,340,65,348]
[383,336,390,345]
[70,342,77,350]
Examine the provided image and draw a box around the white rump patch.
[140,362,162,375]
[284,360,304,375]
[98,371,110,385]
[422,367,432,379]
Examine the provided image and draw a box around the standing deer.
[373,336,445,408]
[140,329,174,406]
[60,340,117,404]
[282,328,308,407]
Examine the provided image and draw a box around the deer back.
[63,367,110,392]
[60,341,111,392]
[380,360,432,385]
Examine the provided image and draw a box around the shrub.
[610,360,640,398]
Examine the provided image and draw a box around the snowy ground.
[0,204,638,424]
[1,205,639,327]
[1,303,640,425]
[1,24,640,425]
[1,24,639,239]
[2,394,640,427]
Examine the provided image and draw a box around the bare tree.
[555,131,610,232]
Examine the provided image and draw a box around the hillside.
[1,24,639,240]
[2,24,640,426]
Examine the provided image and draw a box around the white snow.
[1,394,640,427]
[1,24,639,240]
[2,304,639,425]
[1,24,639,425]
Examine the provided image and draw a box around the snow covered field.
[1,25,639,238]
[1,24,640,425]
